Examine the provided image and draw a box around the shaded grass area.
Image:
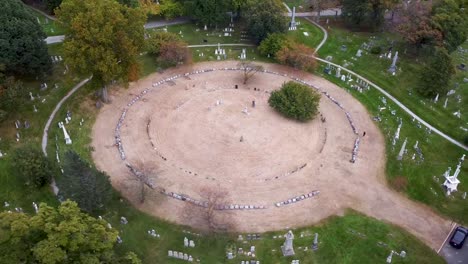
[27,7,65,37]
[316,23,467,143]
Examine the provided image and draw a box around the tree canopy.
[182,0,231,28]
[416,47,455,97]
[0,0,51,77]
[432,0,468,52]
[258,33,291,58]
[11,146,53,188]
[276,42,317,72]
[244,0,288,43]
[342,0,395,30]
[56,0,146,100]
[59,151,113,214]
[0,200,141,264]
[269,81,321,122]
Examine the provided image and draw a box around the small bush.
[370,46,382,54]
[268,81,321,122]
[12,146,53,188]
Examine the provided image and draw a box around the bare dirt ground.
[92,61,451,250]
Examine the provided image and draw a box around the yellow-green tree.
[56,0,146,102]
[0,201,140,264]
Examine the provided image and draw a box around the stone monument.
[388,51,398,74]
[281,230,295,256]
[289,7,297,30]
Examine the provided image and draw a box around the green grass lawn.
[147,22,254,46]
[287,18,324,49]
[314,23,467,143]
[316,63,468,224]
[27,7,65,37]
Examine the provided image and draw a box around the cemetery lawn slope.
[314,21,467,143]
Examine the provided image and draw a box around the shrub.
[12,146,53,188]
[370,46,382,54]
[258,33,291,58]
[268,81,321,122]
[146,31,181,56]
[276,43,317,72]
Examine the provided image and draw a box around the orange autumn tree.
[276,42,317,72]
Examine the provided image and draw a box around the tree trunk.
[101,86,110,104]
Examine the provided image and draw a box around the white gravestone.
[281,230,295,256]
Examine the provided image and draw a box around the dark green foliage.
[45,0,62,13]
[370,46,382,54]
[0,0,51,77]
[59,151,113,214]
[0,77,27,114]
[268,81,321,122]
[11,146,53,188]
[416,48,455,97]
[342,0,386,30]
[244,0,288,43]
[432,0,468,52]
[183,0,230,28]
[258,33,291,58]
[118,0,139,8]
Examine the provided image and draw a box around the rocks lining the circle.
[112,67,363,208]
[114,67,362,165]
[274,191,320,207]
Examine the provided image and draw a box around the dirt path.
[92,61,451,251]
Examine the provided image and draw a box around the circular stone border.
[114,67,362,210]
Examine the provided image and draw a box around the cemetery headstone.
[281,230,295,256]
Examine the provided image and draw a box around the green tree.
[0,76,27,117]
[119,0,139,8]
[45,0,63,13]
[146,31,181,56]
[342,0,393,30]
[0,0,51,77]
[268,81,321,122]
[258,33,291,58]
[11,146,53,188]
[276,42,317,72]
[160,0,184,19]
[0,200,141,264]
[56,0,146,102]
[244,0,288,43]
[59,151,113,214]
[397,0,443,49]
[416,48,455,97]
[432,0,468,52]
[183,0,231,28]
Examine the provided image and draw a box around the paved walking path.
[42,77,91,156]
[46,18,190,44]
